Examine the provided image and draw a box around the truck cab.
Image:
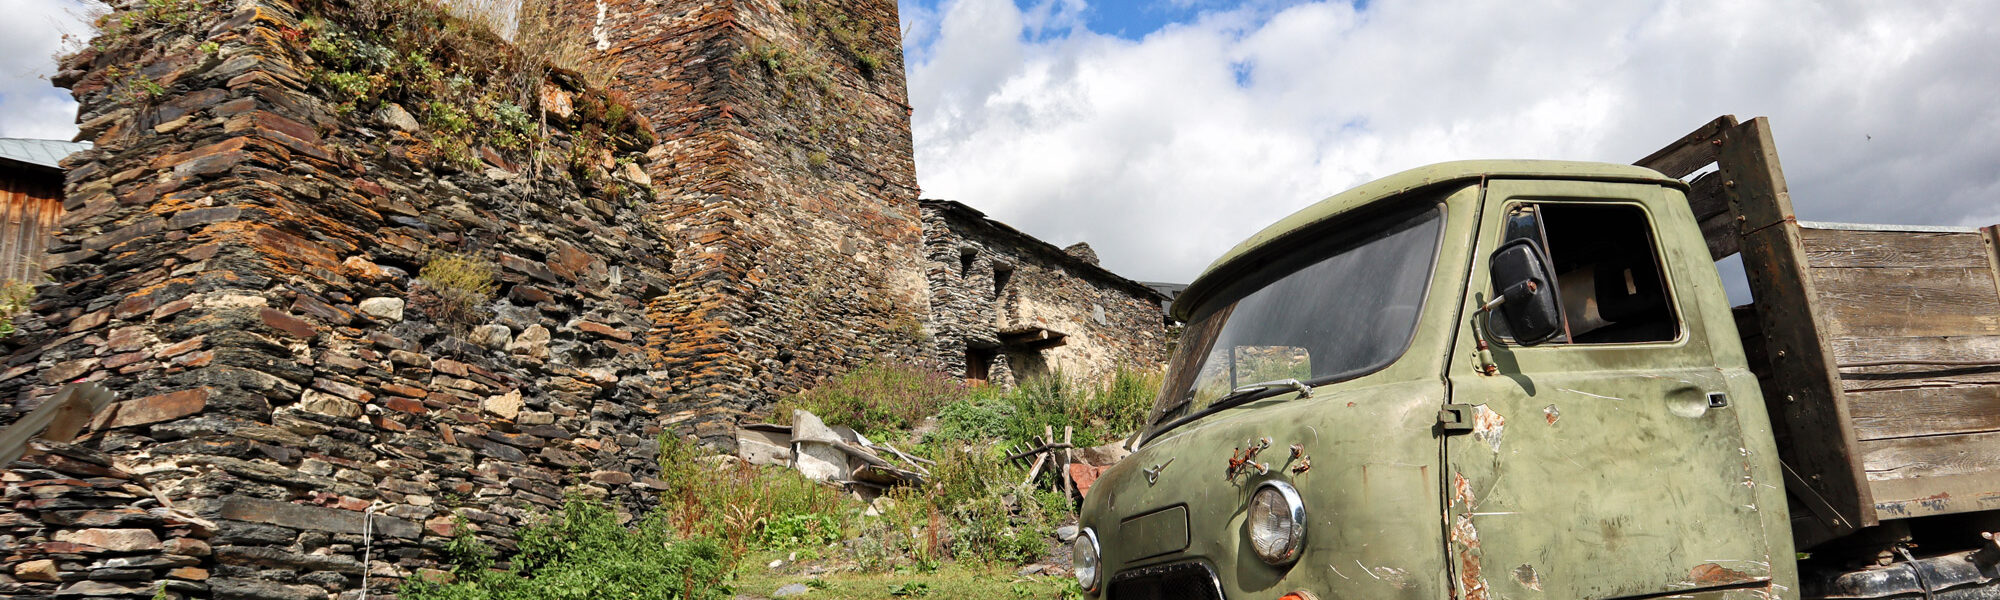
[1079,116,2000,599]
[1075,158,1795,599]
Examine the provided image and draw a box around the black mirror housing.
[1488,238,1566,345]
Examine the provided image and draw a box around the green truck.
[1074,116,2000,600]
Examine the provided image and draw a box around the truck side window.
[1502,203,1679,344]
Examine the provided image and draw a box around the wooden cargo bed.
[1639,116,2000,549]
[1803,222,2000,521]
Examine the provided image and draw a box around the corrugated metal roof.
[0,138,91,171]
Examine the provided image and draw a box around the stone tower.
[588,0,935,429]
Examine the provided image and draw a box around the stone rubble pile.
[0,442,211,598]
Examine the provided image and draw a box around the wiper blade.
[1144,379,1314,444]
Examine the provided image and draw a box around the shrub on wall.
[0,280,32,338]
[415,252,498,327]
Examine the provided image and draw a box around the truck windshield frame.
[1148,203,1446,434]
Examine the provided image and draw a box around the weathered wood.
[1699,209,1741,260]
[1861,430,2000,481]
[0,384,116,467]
[1809,267,2000,338]
[1635,115,1739,179]
[1831,335,2000,366]
[1846,385,2000,441]
[1839,369,2000,392]
[1722,116,1875,532]
[1869,471,2000,521]
[1801,229,1992,269]
[1687,170,1731,221]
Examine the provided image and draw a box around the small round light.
[1072,527,1102,591]
[1248,480,1306,565]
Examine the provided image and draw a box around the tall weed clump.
[774,362,970,436]
[416,252,498,327]
[0,280,34,338]
[654,435,853,559]
[934,365,1163,449]
[398,500,731,600]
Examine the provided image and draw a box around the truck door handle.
[1439,404,1477,434]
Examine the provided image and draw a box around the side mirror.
[1488,238,1566,345]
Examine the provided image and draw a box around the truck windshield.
[1149,205,1444,430]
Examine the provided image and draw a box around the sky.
[897,0,2000,284]
[4,0,1998,286]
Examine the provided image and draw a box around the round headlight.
[1072,527,1102,591]
[1248,480,1306,565]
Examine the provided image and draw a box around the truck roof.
[1174,160,1682,320]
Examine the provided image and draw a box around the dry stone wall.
[592,0,934,437]
[0,0,679,596]
[0,0,1173,596]
[922,200,1172,385]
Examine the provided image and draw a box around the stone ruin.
[0,0,1176,597]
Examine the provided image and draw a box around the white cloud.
[0,0,91,140]
[903,0,2000,283]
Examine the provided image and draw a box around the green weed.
[774,363,970,438]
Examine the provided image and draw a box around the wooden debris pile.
[734,410,931,493]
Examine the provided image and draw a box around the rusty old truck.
[1073,115,2000,600]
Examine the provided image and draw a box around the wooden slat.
[0,181,20,282]
[1801,229,1992,269]
[1869,472,2000,521]
[1722,116,1875,532]
[1842,370,2000,392]
[1831,335,2000,365]
[1847,385,2000,441]
[1635,115,1740,179]
[1698,209,1740,260]
[1809,266,2000,338]
[1687,170,1730,221]
[1861,430,2000,481]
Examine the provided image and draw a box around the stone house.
[923,200,1172,386]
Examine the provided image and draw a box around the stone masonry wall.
[593,0,933,432]
[0,0,680,596]
[921,200,1171,385]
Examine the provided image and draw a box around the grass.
[399,499,733,600]
[928,366,1161,450]
[732,561,1081,600]
[0,280,33,338]
[415,252,498,328]
[773,362,972,438]
[402,365,1159,600]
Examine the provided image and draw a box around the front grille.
[1108,561,1224,600]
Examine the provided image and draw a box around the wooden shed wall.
[0,165,64,283]
[1799,224,2000,521]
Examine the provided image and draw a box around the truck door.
[1444,179,1774,599]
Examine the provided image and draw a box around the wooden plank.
[1801,229,1991,269]
[1841,370,2000,392]
[1868,471,2000,521]
[1635,115,1739,179]
[0,384,115,467]
[0,183,20,282]
[1861,430,2000,481]
[1699,209,1740,260]
[1809,267,2000,338]
[1831,335,2000,365]
[1686,170,1730,221]
[1722,116,1875,532]
[1987,225,2000,305]
[1689,170,1738,260]
[1847,385,2000,441]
